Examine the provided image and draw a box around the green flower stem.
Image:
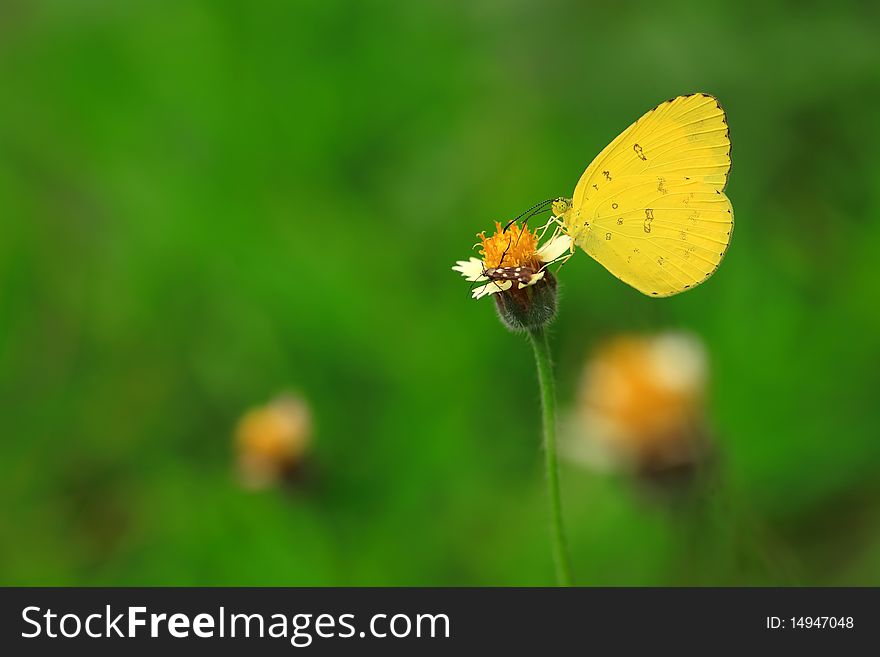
[527,325,574,586]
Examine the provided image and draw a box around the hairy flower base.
[493,270,558,332]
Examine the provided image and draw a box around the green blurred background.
[2,0,879,585]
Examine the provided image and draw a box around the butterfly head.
[551,197,572,218]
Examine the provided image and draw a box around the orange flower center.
[478,222,540,269]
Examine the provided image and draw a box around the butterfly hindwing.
[577,178,733,296]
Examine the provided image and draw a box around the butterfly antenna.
[503,198,555,232]
[508,203,557,252]
[497,234,513,267]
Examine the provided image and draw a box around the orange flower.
[567,333,711,478]
[453,221,571,300]
[235,394,312,489]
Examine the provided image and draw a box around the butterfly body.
[559,94,733,297]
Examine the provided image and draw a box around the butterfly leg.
[551,250,574,268]
[536,214,566,242]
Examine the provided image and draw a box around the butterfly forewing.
[565,94,733,296]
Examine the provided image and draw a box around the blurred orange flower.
[234,394,312,489]
[565,332,712,479]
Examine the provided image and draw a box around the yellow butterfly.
[551,93,733,297]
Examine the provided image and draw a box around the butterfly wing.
[564,94,733,297]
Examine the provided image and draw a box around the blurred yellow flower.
[564,332,712,479]
[234,394,312,490]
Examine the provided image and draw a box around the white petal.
[471,283,491,299]
[452,257,487,282]
[537,233,572,264]
[472,279,512,299]
[517,270,545,289]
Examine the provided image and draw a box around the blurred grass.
[1,0,880,585]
